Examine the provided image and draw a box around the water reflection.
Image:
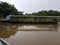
[17,24,58,31]
[0,25,17,38]
[0,24,58,39]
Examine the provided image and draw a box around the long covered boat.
[0,15,58,24]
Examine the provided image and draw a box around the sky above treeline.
[0,0,60,13]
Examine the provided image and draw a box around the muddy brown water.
[0,23,60,45]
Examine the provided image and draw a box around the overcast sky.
[0,0,60,13]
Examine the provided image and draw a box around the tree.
[27,10,60,16]
[0,1,23,18]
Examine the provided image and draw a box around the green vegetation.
[0,1,60,21]
[0,1,23,18]
[27,10,60,16]
[25,10,60,21]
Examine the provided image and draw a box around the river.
[0,23,60,45]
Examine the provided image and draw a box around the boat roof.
[10,15,60,17]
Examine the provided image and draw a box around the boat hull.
[0,20,57,24]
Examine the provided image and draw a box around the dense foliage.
[0,1,23,18]
[25,10,60,21]
[0,1,60,21]
[27,10,60,16]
